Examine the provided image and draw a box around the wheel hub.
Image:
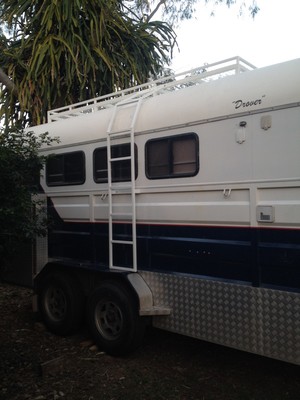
[45,286,67,322]
[95,300,123,340]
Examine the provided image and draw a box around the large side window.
[46,151,85,186]
[94,143,138,183]
[146,133,199,179]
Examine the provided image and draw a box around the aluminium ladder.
[106,97,142,271]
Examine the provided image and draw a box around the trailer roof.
[31,57,300,149]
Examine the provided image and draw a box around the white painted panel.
[137,189,250,225]
[253,107,300,180]
[52,195,90,221]
[198,118,253,183]
[257,186,300,226]
[94,194,109,221]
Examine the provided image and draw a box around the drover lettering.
[232,98,262,109]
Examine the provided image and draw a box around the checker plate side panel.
[140,271,300,365]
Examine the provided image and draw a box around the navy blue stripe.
[47,210,300,292]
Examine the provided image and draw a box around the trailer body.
[31,57,300,363]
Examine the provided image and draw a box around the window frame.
[93,143,138,183]
[145,132,199,180]
[46,151,86,186]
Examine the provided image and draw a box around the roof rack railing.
[47,56,256,122]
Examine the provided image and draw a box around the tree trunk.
[0,67,17,95]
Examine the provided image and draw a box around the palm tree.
[0,0,176,127]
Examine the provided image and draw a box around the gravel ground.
[0,281,299,400]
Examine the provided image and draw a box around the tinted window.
[94,143,138,183]
[146,133,199,179]
[46,151,85,186]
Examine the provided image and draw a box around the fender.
[127,273,171,316]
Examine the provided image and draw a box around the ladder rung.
[109,155,131,162]
[117,99,139,106]
[110,265,136,271]
[110,212,133,218]
[112,239,133,245]
[110,186,132,194]
[110,184,131,190]
[108,130,131,138]
[111,192,131,197]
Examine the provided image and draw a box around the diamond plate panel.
[35,234,48,275]
[140,271,300,365]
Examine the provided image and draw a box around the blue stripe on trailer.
[48,220,300,292]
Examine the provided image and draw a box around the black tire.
[38,272,84,336]
[86,281,145,356]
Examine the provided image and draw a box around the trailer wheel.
[87,282,145,356]
[38,272,84,336]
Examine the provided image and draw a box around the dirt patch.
[0,282,299,400]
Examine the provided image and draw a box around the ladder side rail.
[106,98,143,271]
[106,105,120,269]
[107,129,114,269]
[129,99,143,272]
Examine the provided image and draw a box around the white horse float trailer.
[31,57,300,363]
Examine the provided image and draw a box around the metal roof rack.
[47,56,256,122]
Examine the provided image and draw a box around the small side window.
[146,133,199,179]
[93,147,108,183]
[46,151,85,186]
[94,143,138,183]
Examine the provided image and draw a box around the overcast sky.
[171,0,300,72]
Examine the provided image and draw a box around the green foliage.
[127,0,259,25]
[0,0,176,127]
[206,0,259,18]
[0,127,56,262]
